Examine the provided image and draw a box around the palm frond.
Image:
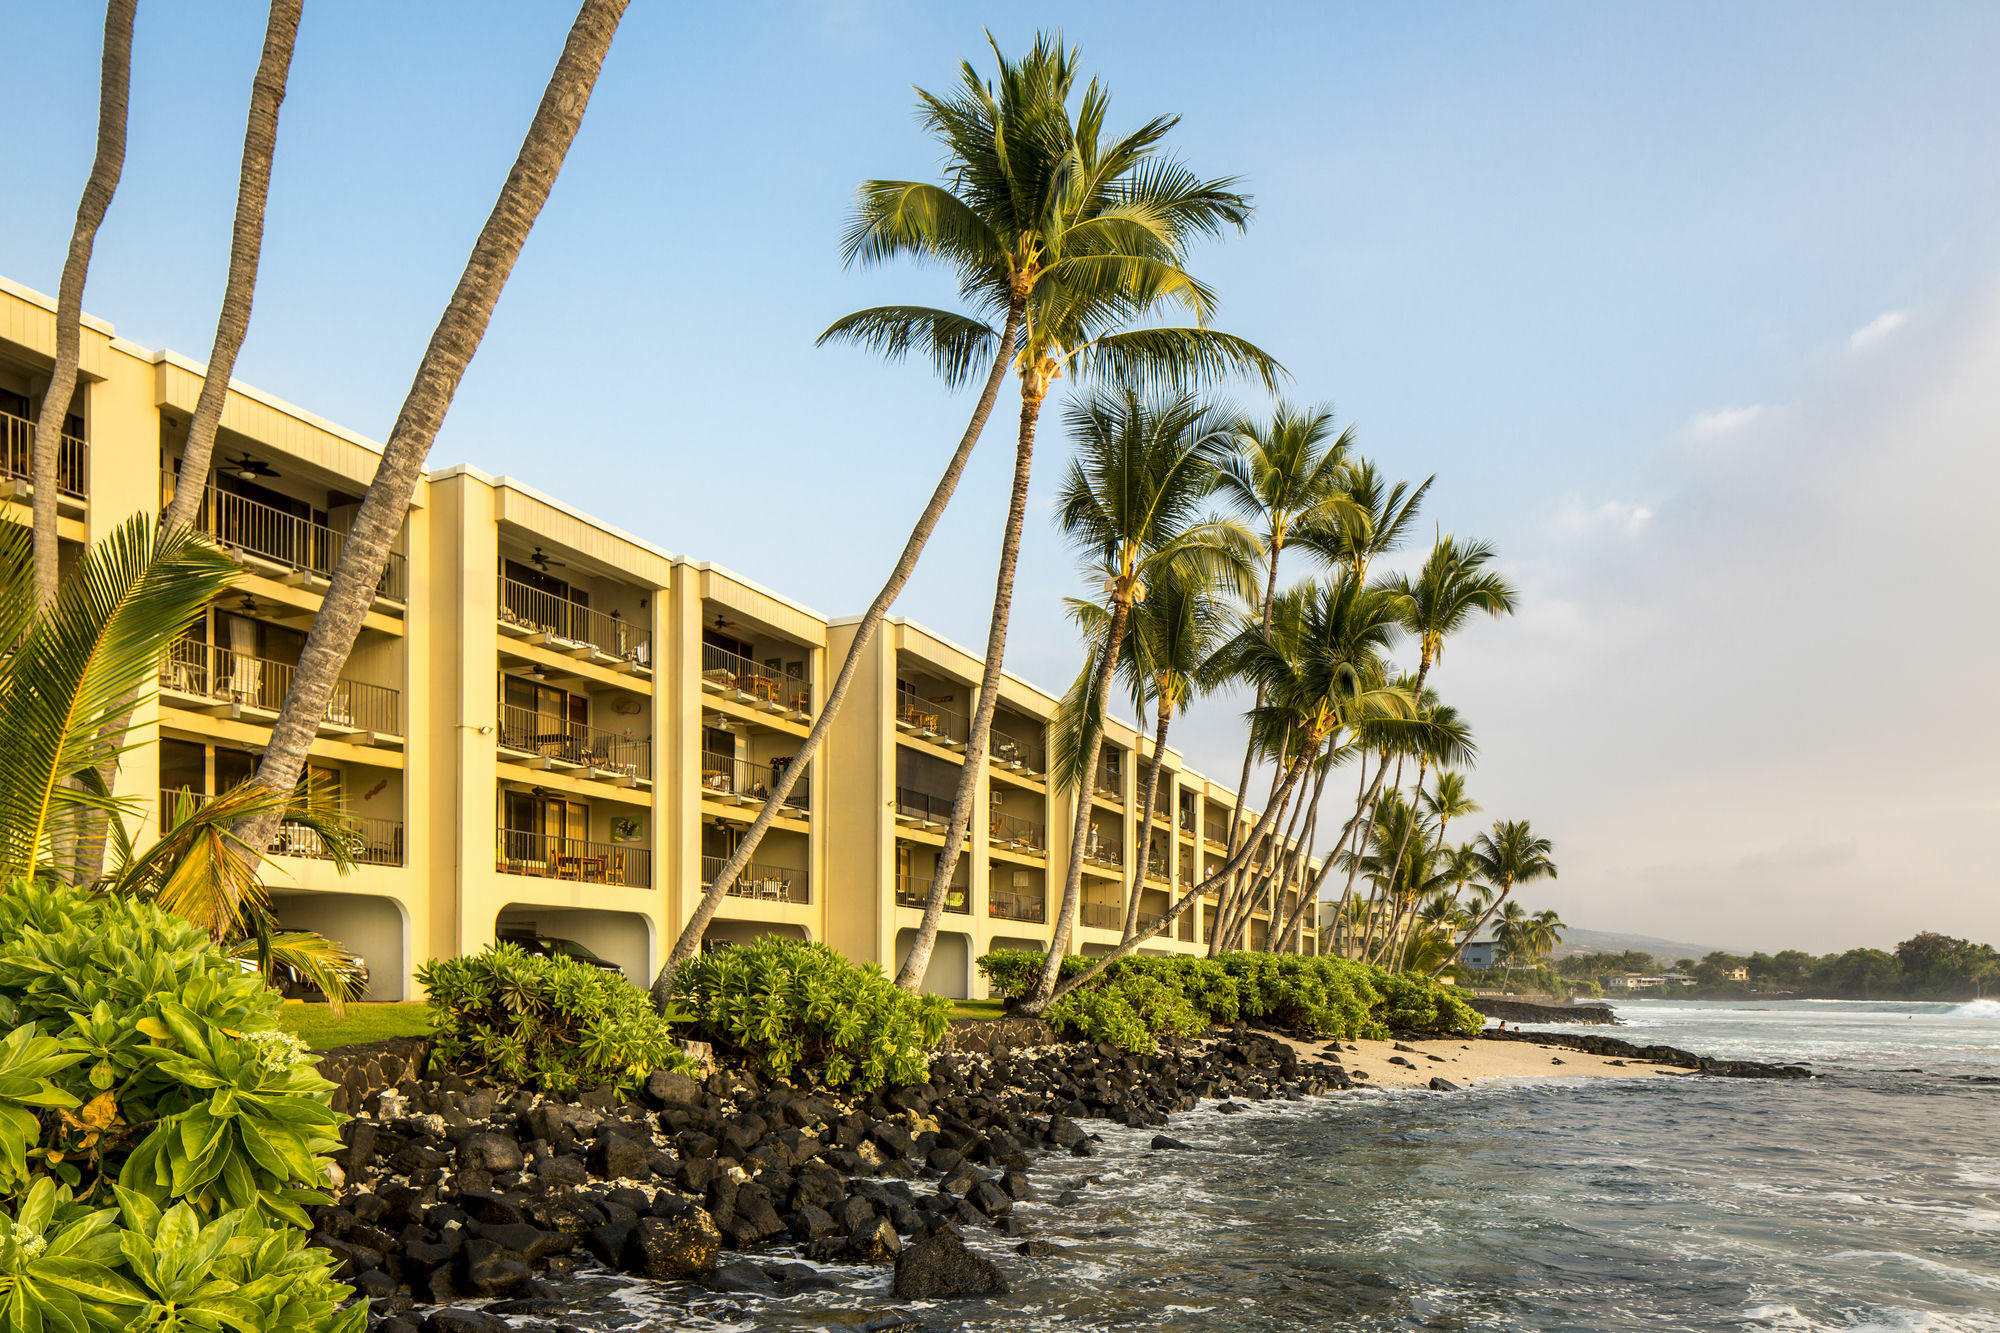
[818,306,1006,390]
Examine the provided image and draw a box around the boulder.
[422,1310,508,1333]
[456,1133,524,1174]
[1149,1135,1194,1151]
[892,1232,1010,1298]
[711,1259,780,1294]
[851,1216,902,1265]
[1429,1077,1461,1092]
[589,1133,650,1181]
[626,1208,721,1281]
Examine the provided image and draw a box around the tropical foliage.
[0,881,361,1332]
[671,938,952,1090]
[418,944,690,1095]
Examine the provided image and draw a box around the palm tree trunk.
[1269,755,1334,951]
[1211,761,1286,953]
[1330,754,1391,955]
[1210,543,1284,951]
[1439,875,1514,978]
[1272,759,1367,953]
[160,0,301,533]
[661,298,1025,1006]
[1250,755,1313,950]
[1120,694,1174,941]
[896,373,1041,991]
[236,0,629,857]
[1034,743,1317,1011]
[32,0,136,608]
[1026,595,1133,1009]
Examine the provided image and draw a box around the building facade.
[0,275,1317,1001]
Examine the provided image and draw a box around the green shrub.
[1375,972,1483,1037]
[672,938,950,1090]
[975,949,1088,1000]
[418,943,688,1095]
[1222,954,1385,1037]
[0,881,362,1332]
[1045,972,1205,1055]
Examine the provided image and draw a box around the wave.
[1948,999,2000,1019]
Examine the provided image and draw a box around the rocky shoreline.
[314,1024,1807,1331]
[1465,995,1618,1025]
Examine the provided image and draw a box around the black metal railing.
[895,873,969,914]
[157,789,403,867]
[988,726,1042,773]
[1146,848,1170,883]
[1095,756,1123,800]
[500,576,651,667]
[182,484,407,602]
[700,642,809,714]
[703,854,809,904]
[1135,910,1166,933]
[498,703,650,779]
[988,810,1045,854]
[159,640,400,734]
[496,829,650,886]
[895,690,968,746]
[0,409,87,499]
[1082,829,1123,869]
[894,787,953,824]
[1080,900,1124,930]
[988,890,1046,923]
[699,748,807,812]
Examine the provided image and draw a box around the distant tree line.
[1556,932,1998,1001]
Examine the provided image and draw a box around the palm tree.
[1389,535,1517,698]
[1423,770,1480,854]
[30,0,136,606]
[1292,458,1432,583]
[1443,819,1558,976]
[1361,692,1474,964]
[838,36,1278,994]
[1207,403,1355,934]
[234,0,631,862]
[1493,900,1531,987]
[1020,387,1257,1010]
[159,0,303,534]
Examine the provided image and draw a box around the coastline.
[321,1019,1809,1329]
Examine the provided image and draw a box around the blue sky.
[9,2,1998,950]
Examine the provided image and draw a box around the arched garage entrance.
[496,905,653,984]
[894,929,970,1000]
[269,891,407,1002]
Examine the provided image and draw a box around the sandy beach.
[1274,1033,1689,1088]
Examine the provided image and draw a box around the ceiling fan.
[712,611,744,632]
[228,452,279,481]
[529,546,566,572]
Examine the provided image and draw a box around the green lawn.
[949,999,1009,1021]
[277,1001,432,1051]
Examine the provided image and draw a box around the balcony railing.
[1135,910,1167,934]
[1,410,86,500]
[160,640,400,735]
[988,810,1045,854]
[1094,757,1123,800]
[496,829,650,887]
[894,787,953,826]
[499,703,650,780]
[987,727,1042,775]
[1082,832,1123,869]
[497,575,650,667]
[895,690,968,747]
[700,748,808,814]
[703,855,809,905]
[895,874,969,914]
[988,890,1046,923]
[700,643,808,715]
[157,788,403,866]
[1146,849,1170,883]
[184,484,407,602]
[1080,900,1124,930]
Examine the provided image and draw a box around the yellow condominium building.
[0,275,1318,1001]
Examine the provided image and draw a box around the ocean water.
[525,1000,2000,1332]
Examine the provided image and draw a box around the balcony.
[500,576,651,672]
[1135,910,1167,934]
[895,692,968,749]
[895,874,969,914]
[0,409,86,501]
[1082,832,1123,871]
[496,829,650,887]
[987,889,1046,924]
[1094,757,1123,802]
[988,810,1045,855]
[157,788,403,866]
[987,726,1043,778]
[1146,849,1170,884]
[703,855,809,905]
[700,749,808,817]
[187,485,407,603]
[499,704,650,784]
[160,641,401,739]
[700,643,808,718]
[1080,900,1124,931]
[893,787,953,831]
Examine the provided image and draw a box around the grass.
[949,999,1009,1021]
[276,1001,432,1051]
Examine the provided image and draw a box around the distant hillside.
[1550,927,1738,965]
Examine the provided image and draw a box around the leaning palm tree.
[836,35,1278,994]
[159,0,303,533]
[233,0,631,861]
[1442,819,1558,976]
[1388,534,1517,698]
[30,0,136,606]
[1020,387,1257,1009]
[1423,770,1480,854]
[1292,457,1433,583]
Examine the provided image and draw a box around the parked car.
[509,934,626,975]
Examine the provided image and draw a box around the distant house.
[1458,935,1498,969]
[1723,965,1750,983]
[1606,973,1666,991]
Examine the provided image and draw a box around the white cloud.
[1555,497,1654,538]
[1686,403,1766,437]
[1848,309,1910,352]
